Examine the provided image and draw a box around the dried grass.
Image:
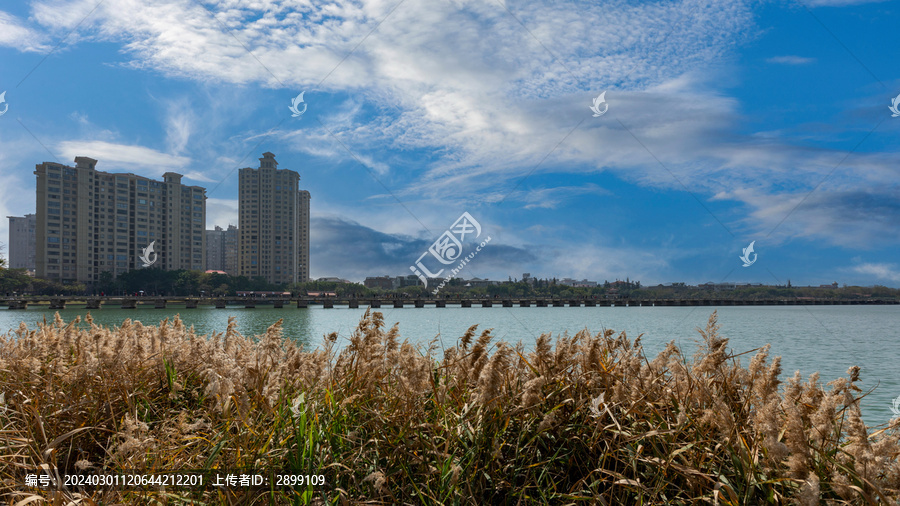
[0,310,897,504]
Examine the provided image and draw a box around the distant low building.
[317,276,351,283]
[394,274,421,288]
[700,282,736,291]
[465,277,500,288]
[364,276,394,290]
[561,277,598,287]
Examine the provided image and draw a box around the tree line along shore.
[2,266,898,301]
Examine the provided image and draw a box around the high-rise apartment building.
[206,224,238,274]
[238,152,310,284]
[6,214,36,270]
[34,157,206,284]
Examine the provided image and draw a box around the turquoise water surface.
[2,305,898,424]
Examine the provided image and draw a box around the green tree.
[98,271,116,294]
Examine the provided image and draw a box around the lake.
[2,305,898,424]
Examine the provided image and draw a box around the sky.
[0,0,898,286]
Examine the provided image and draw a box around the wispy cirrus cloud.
[802,0,888,7]
[766,55,816,65]
[0,10,48,52]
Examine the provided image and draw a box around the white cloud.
[164,99,193,155]
[0,10,48,52]
[766,55,816,65]
[803,0,887,6]
[518,184,611,209]
[56,140,191,175]
[850,263,900,283]
[205,197,238,229]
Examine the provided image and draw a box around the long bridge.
[4,296,898,310]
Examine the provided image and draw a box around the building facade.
[364,276,394,290]
[298,190,310,283]
[34,157,206,285]
[238,153,310,285]
[6,214,36,270]
[205,225,238,274]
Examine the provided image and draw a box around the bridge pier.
[435,300,446,308]
[6,300,27,310]
[502,300,513,307]
[552,300,564,307]
[244,300,256,308]
[49,299,65,309]
[369,300,380,308]
[519,300,530,307]
[215,299,227,309]
[185,299,198,309]
[273,300,284,308]
[393,300,404,308]
[481,300,492,307]
[349,300,359,309]
[568,300,581,307]
[120,299,137,309]
[536,300,547,307]
[297,299,308,308]
[461,300,472,307]
[86,299,101,309]
[323,300,334,308]
[154,299,167,309]
[415,300,424,308]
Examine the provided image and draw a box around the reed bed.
[0,310,897,505]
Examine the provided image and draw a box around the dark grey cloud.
[310,216,537,281]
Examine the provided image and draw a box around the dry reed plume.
[0,310,898,504]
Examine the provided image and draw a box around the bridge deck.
[4,296,898,309]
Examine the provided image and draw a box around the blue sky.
[0,0,898,286]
